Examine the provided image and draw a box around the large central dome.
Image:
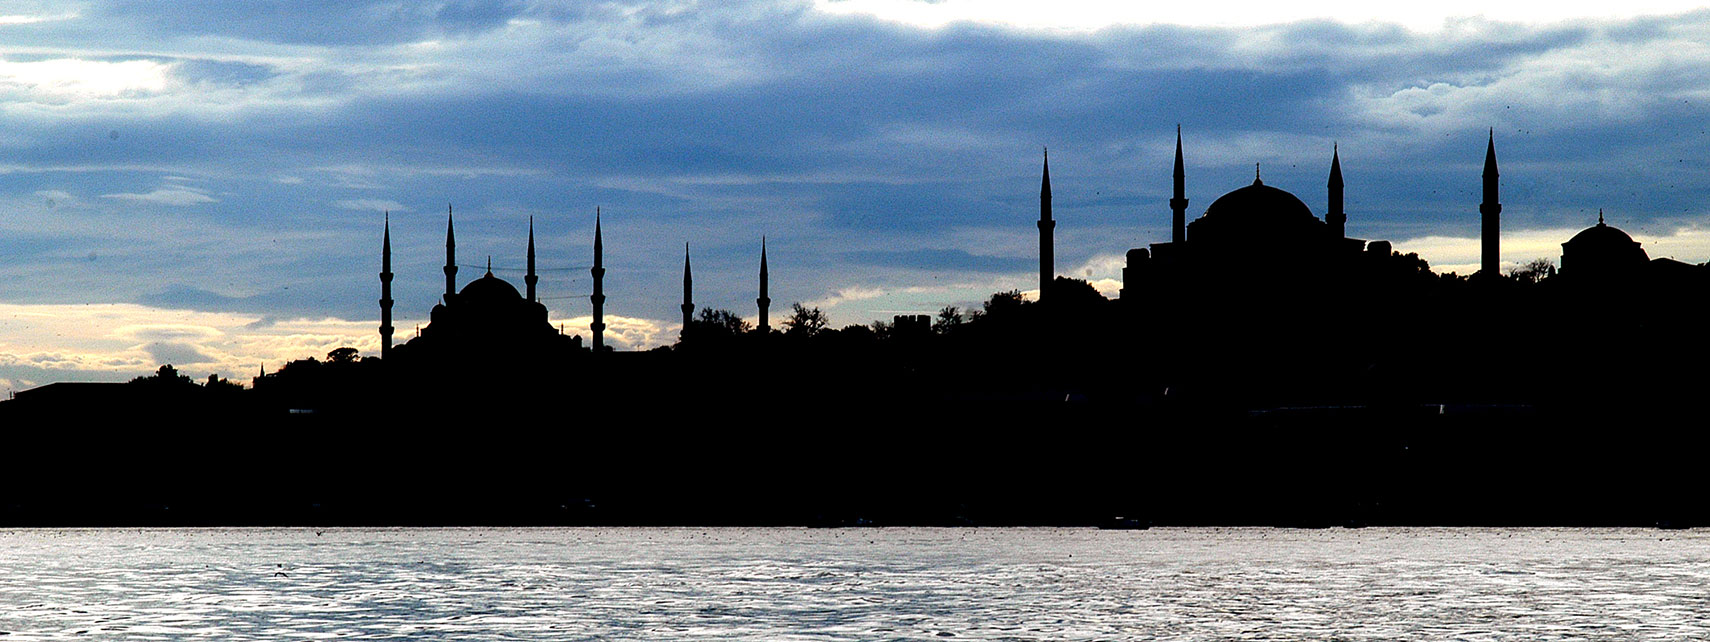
[1201,178,1317,226]
[1187,177,1325,251]
[458,272,524,304]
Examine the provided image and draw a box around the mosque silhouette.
[2,127,1707,527]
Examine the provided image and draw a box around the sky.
[3,0,1710,392]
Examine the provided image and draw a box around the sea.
[0,527,1705,640]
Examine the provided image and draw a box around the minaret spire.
[525,216,538,302]
[1170,125,1188,245]
[1481,129,1502,277]
[443,204,458,300]
[757,236,771,333]
[1327,143,1345,240]
[591,207,606,352]
[379,212,394,360]
[1038,147,1054,301]
[681,242,694,337]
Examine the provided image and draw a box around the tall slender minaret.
[1171,125,1188,245]
[756,237,770,333]
[379,212,394,360]
[1481,129,1501,277]
[525,216,538,302]
[1327,144,1345,240]
[443,205,458,300]
[590,208,606,352]
[680,242,694,334]
[1038,148,1054,301]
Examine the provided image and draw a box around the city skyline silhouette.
[5,5,1710,391]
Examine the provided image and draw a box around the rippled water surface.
[1,527,1707,640]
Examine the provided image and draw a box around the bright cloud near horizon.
[3,0,1710,393]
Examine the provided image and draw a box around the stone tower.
[379,212,394,360]
[1327,144,1345,240]
[1481,129,1501,277]
[591,208,606,352]
[757,237,770,333]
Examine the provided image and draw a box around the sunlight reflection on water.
[0,527,1706,640]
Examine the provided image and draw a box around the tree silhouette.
[933,306,963,334]
[783,303,828,337]
[689,308,753,339]
[129,364,194,386]
[326,347,360,364]
[1510,258,1555,284]
[1048,276,1106,307]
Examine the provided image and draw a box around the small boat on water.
[1656,518,1691,530]
[1097,516,1149,530]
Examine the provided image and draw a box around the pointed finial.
[1254,162,1262,185]
[486,256,492,275]
[1599,208,1604,225]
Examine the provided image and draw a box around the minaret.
[757,237,770,333]
[1327,144,1345,240]
[1038,148,1054,301]
[379,212,394,360]
[1171,125,1188,245]
[443,205,458,300]
[525,216,538,302]
[1481,129,1501,277]
[680,242,694,334]
[590,208,606,352]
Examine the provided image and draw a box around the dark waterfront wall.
[0,372,1702,528]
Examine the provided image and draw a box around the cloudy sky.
[3,0,1709,392]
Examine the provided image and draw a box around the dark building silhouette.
[384,209,584,374]
[1121,130,1386,295]
[1560,210,1647,278]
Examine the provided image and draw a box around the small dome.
[1565,221,1637,248]
[1561,218,1648,276]
[458,272,523,304]
[1202,179,1317,225]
